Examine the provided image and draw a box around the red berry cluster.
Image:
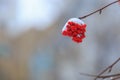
[62,21,86,43]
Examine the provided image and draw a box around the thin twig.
[112,76,120,80]
[80,73,120,79]
[94,57,120,80]
[79,0,119,19]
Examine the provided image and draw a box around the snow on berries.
[62,18,86,43]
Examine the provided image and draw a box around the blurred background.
[0,0,120,80]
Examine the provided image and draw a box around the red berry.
[62,30,68,36]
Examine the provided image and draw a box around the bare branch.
[80,73,120,79]
[94,57,120,80]
[79,0,119,19]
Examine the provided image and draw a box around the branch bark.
[79,0,119,19]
